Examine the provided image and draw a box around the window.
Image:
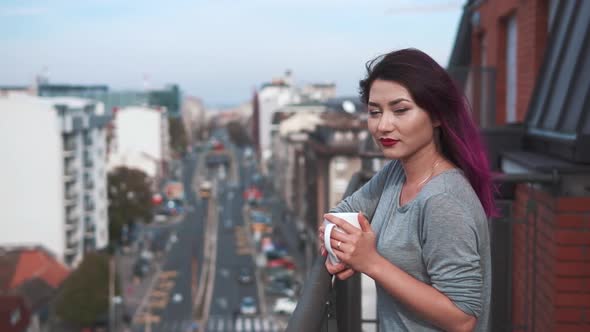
[506,15,518,123]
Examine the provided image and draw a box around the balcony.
[64,220,78,232]
[64,189,78,207]
[65,209,79,231]
[84,158,93,169]
[64,247,77,256]
[85,229,95,239]
[67,232,80,247]
[63,167,78,182]
[63,139,77,158]
[85,200,95,212]
[63,148,76,159]
[85,179,94,190]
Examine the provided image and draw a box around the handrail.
[285,256,332,332]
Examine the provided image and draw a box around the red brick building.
[450,1,590,331]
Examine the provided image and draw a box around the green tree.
[55,253,110,326]
[168,117,188,156]
[108,167,153,244]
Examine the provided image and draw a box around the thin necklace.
[415,159,443,188]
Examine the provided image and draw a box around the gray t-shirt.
[331,161,491,332]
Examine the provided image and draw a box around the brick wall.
[512,184,590,331]
[472,0,548,125]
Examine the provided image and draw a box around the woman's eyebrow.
[368,98,411,107]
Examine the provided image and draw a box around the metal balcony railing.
[287,171,560,332]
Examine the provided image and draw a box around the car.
[265,248,288,260]
[273,297,297,315]
[265,280,295,297]
[239,296,257,315]
[267,257,295,270]
[237,267,254,284]
[172,293,183,303]
[199,181,212,199]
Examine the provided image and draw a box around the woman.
[319,48,495,332]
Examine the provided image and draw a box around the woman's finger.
[329,236,351,254]
[336,268,355,280]
[325,260,347,274]
[324,214,361,235]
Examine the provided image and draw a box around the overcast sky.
[1,0,464,107]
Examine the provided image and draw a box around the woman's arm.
[326,193,484,332]
[365,256,476,332]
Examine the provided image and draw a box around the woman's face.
[367,79,439,161]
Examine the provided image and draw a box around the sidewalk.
[116,221,177,325]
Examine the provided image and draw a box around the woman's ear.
[432,119,441,127]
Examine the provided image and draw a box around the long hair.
[359,48,497,217]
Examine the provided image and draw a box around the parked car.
[265,248,288,260]
[267,257,295,270]
[265,280,295,297]
[239,296,257,315]
[273,297,297,315]
[266,266,294,281]
[133,257,150,278]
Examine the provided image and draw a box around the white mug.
[323,212,360,264]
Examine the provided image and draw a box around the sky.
[0,0,464,107]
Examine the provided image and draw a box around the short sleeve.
[421,193,484,317]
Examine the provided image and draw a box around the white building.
[182,96,206,143]
[257,77,300,165]
[108,106,170,181]
[0,95,110,267]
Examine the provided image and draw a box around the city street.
[124,133,299,332]
[129,152,206,332]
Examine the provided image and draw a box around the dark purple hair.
[359,48,497,217]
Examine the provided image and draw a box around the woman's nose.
[377,113,395,132]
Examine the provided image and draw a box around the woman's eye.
[368,109,381,115]
[393,108,408,114]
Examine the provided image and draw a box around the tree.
[55,253,111,327]
[227,120,253,147]
[168,116,188,156]
[108,167,153,244]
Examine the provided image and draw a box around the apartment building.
[449,1,590,330]
[108,106,170,182]
[0,95,110,267]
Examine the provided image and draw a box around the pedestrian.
[319,48,494,332]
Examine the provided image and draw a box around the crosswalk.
[206,315,284,332]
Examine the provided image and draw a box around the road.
[204,137,281,331]
[131,152,206,332]
[131,132,286,332]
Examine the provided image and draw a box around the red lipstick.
[379,138,399,147]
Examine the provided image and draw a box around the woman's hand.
[322,212,379,274]
[319,224,356,280]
